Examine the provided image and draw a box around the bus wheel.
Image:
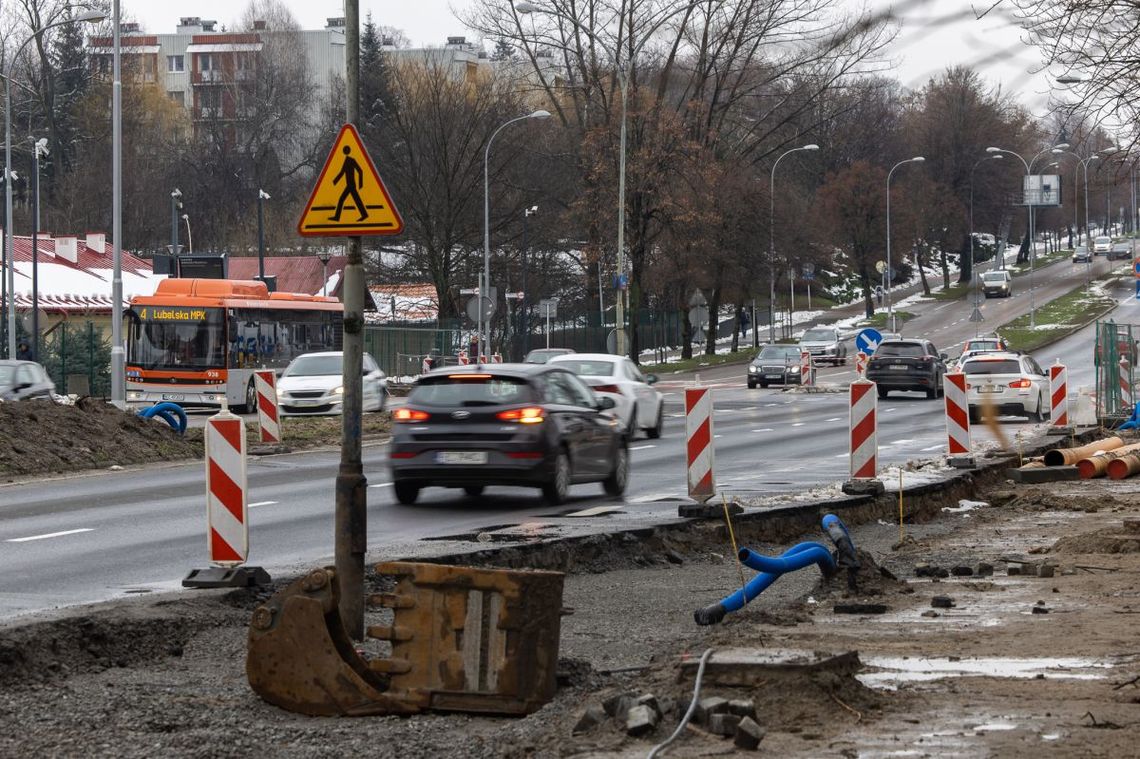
[236,380,257,414]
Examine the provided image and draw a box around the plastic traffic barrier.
[254,370,281,445]
[1049,361,1069,427]
[854,351,868,377]
[849,379,877,478]
[205,407,249,564]
[800,350,813,387]
[685,387,715,503]
[944,372,971,457]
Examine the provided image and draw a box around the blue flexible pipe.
[694,542,836,625]
[138,402,188,435]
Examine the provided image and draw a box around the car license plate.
[436,451,488,465]
[161,393,184,401]
[890,365,908,371]
[765,374,782,379]
[981,384,999,393]
[294,398,319,406]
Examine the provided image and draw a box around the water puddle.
[859,655,1112,689]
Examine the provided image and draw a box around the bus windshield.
[128,306,225,370]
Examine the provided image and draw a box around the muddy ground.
[0,399,391,480]
[3,461,1140,757]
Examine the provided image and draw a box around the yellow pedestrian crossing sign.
[297,123,403,237]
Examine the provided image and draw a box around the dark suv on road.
[389,364,628,505]
[865,339,947,399]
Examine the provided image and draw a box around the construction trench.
[5,430,1140,757]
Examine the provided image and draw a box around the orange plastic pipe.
[1076,442,1140,479]
[1044,437,1125,467]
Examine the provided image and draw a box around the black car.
[389,363,627,505]
[865,339,947,399]
[747,345,804,388]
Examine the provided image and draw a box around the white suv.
[961,352,1048,422]
[1093,236,1113,255]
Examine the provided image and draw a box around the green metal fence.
[40,321,112,398]
[1095,320,1137,422]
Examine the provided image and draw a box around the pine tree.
[360,12,393,127]
[491,39,516,61]
[50,5,91,178]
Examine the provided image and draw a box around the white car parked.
[960,351,1048,422]
[277,351,388,415]
[549,352,664,439]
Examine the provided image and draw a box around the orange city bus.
[126,278,343,410]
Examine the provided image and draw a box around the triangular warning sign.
[297,123,403,237]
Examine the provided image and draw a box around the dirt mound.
[0,398,203,478]
[1050,529,1140,554]
[814,548,908,598]
[1003,486,1126,514]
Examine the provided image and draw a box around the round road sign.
[465,296,495,322]
[855,327,883,355]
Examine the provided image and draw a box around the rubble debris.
[626,704,659,736]
[834,603,889,614]
[734,717,766,750]
[573,704,607,734]
[951,566,974,576]
[695,696,729,725]
[976,562,994,577]
[708,712,742,736]
[931,596,955,609]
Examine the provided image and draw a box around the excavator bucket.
[247,562,565,717]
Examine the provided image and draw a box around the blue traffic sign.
[855,327,883,355]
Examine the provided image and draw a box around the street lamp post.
[182,214,192,254]
[317,251,332,297]
[3,9,105,359]
[482,110,550,361]
[886,156,925,334]
[769,144,819,342]
[170,188,182,259]
[969,154,1002,336]
[986,144,1067,328]
[257,189,270,281]
[522,205,537,357]
[30,136,47,359]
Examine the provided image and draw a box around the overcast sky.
[124,0,1053,111]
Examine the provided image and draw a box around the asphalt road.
[0,255,1128,619]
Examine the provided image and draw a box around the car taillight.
[593,384,621,394]
[497,406,545,424]
[393,408,430,422]
[1008,378,1032,389]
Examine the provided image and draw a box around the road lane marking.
[368,482,393,488]
[249,501,277,508]
[889,439,914,445]
[630,444,655,450]
[825,417,841,422]
[752,428,774,433]
[921,445,944,451]
[792,422,805,427]
[7,528,94,543]
[834,453,848,458]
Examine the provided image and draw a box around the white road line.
[752,428,774,433]
[368,482,393,488]
[248,500,278,508]
[714,434,723,438]
[889,439,914,445]
[824,417,841,422]
[834,453,848,458]
[921,444,944,451]
[792,422,805,427]
[630,444,656,451]
[7,528,94,543]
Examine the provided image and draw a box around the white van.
[980,270,1012,298]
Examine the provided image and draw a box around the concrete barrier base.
[679,501,743,519]
[1006,465,1080,484]
[948,456,977,469]
[841,478,885,496]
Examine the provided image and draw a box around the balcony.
[193,70,223,84]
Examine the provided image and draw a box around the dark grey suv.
[389,364,628,505]
[865,339,947,399]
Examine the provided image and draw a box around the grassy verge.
[1008,247,1070,276]
[929,283,971,301]
[644,349,755,374]
[855,311,914,329]
[999,281,1119,353]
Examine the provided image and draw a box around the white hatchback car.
[960,352,1048,422]
[277,351,388,415]
[549,353,664,438]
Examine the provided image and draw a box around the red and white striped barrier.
[492,353,503,363]
[685,387,715,503]
[849,379,877,478]
[205,407,248,565]
[458,350,469,365]
[854,351,868,377]
[800,350,814,387]
[254,370,280,445]
[944,372,971,455]
[1049,361,1068,427]
[1120,356,1132,410]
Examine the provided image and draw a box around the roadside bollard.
[944,372,974,467]
[855,351,868,377]
[685,386,715,503]
[254,369,281,445]
[1049,360,1072,433]
[182,402,269,588]
[800,350,814,387]
[842,378,882,495]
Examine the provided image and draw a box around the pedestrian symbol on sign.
[330,146,368,222]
